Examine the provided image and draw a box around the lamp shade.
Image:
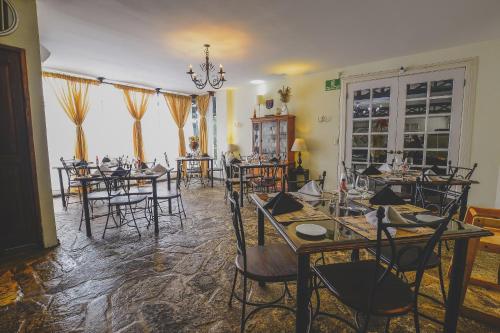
[291,138,307,152]
[257,95,265,105]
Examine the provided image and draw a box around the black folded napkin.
[230,158,242,164]
[269,157,279,163]
[264,192,304,216]
[369,186,405,205]
[102,157,111,163]
[361,164,382,175]
[140,162,149,170]
[111,166,127,177]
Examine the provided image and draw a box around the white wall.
[43,83,197,191]
[228,38,500,207]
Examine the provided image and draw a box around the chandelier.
[186,44,226,90]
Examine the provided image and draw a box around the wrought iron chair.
[60,157,84,208]
[146,170,186,229]
[222,155,249,202]
[99,166,146,238]
[227,190,296,333]
[250,162,280,193]
[311,203,459,332]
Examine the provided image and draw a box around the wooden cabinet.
[251,115,295,164]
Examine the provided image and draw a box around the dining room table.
[250,192,493,333]
[231,161,288,207]
[176,155,215,188]
[75,169,167,238]
[366,172,478,220]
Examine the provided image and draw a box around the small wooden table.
[250,193,492,333]
[175,156,214,188]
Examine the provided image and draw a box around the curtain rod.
[42,68,196,96]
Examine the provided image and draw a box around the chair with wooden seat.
[452,206,500,292]
[311,204,458,332]
[227,191,296,333]
[222,155,249,202]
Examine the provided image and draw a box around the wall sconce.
[317,115,332,123]
[233,121,243,128]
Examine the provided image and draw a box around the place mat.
[352,199,428,213]
[256,193,331,224]
[337,216,434,240]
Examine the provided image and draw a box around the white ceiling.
[37,0,500,94]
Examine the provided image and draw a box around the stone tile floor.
[0,183,498,332]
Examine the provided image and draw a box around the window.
[345,68,465,170]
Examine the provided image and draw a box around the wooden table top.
[251,193,492,255]
[367,172,478,186]
[176,156,213,161]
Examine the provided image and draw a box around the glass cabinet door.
[261,121,278,157]
[252,123,261,154]
[279,120,288,160]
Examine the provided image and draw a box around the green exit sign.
[325,78,341,91]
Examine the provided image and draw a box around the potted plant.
[278,86,291,115]
[189,136,200,155]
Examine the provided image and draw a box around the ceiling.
[37,0,500,94]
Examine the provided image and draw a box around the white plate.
[415,214,442,223]
[296,224,327,237]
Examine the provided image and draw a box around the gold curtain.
[43,73,98,161]
[116,87,152,162]
[197,94,211,154]
[164,93,192,157]
[197,94,211,175]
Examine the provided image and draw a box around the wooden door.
[0,44,42,252]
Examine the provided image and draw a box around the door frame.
[338,57,478,179]
[0,43,43,251]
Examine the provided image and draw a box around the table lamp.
[291,138,307,170]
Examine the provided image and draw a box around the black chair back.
[98,165,131,200]
[447,161,477,180]
[228,191,247,271]
[370,198,461,310]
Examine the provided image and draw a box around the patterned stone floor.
[0,183,498,332]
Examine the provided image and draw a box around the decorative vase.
[281,103,288,115]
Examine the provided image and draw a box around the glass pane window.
[352,135,368,147]
[427,116,450,132]
[426,151,448,166]
[353,120,369,133]
[430,79,453,97]
[352,149,368,162]
[404,117,425,132]
[429,97,452,114]
[371,119,389,132]
[404,134,424,149]
[370,150,387,163]
[404,150,424,165]
[406,100,426,115]
[427,134,449,149]
[371,135,388,148]
[353,100,370,118]
[407,82,427,99]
